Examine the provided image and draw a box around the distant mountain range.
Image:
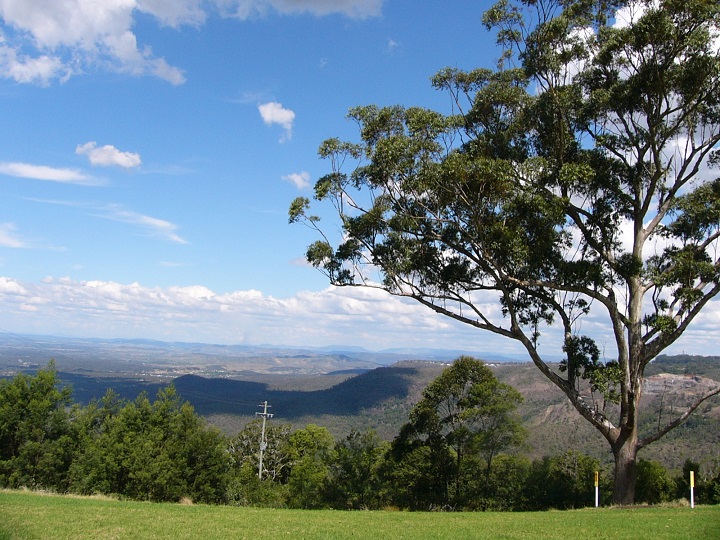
[0,332,544,376]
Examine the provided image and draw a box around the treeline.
[1,360,719,510]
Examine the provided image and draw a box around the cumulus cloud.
[0,276,520,352]
[0,161,99,185]
[0,0,384,85]
[258,101,295,142]
[0,44,68,85]
[0,0,185,85]
[0,273,717,354]
[282,171,310,189]
[76,142,142,169]
[137,0,207,27]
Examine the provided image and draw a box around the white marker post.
[595,471,599,508]
[690,471,695,509]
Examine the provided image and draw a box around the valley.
[1,333,719,472]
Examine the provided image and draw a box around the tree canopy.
[290,0,720,504]
[388,357,524,509]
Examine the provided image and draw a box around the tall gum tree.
[290,0,720,504]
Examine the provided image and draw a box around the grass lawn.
[1,490,719,540]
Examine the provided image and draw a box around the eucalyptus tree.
[328,429,389,510]
[286,424,335,509]
[390,357,524,508]
[290,0,720,504]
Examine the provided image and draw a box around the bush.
[636,460,674,504]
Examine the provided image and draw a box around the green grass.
[1,490,719,540]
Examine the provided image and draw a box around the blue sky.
[0,0,716,355]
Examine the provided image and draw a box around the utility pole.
[256,401,273,479]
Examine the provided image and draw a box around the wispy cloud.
[282,171,311,189]
[30,199,187,244]
[0,223,25,248]
[220,0,384,20]
[0,162,100,185]
[258,101,295,142]
[76,142,142,169]
[95,205,187,244]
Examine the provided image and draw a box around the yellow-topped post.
[594,471,599,507]
[690,471,695,508]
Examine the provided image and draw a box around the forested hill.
[648,355,720,379]
[172,356,720,471]
[4,344,718,471]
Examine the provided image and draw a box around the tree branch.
[638,383,720,449]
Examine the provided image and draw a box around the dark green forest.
[2,359,719,510]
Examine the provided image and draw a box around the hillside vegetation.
[164,357,720,472]
[2,357,719,510]
[23,354,719,472]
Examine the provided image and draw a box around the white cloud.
[0,276,27,294]
[0,274,716,355]
[97,205,187,244]
[0,0,185,85]
[258,101,295,142]
[219,0,383,20]
[0,0,384,85]
[0,43,68,85]
[28,198,187,244]
[0,223,24,248]
[0,161,99,185]
[0,276,516,352]
[282,171,310,189]
[76,142,142,168]
[148,56,186,85]
[612,1,654,29]
[137,0,207,27]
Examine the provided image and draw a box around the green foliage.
[560,335,623,404]
[468,454,532,511]
[524,451,602,510]
[228,419,292,483]
[326,429,390,510]
[389,357,525,509]
[1,363,718,511]
[286,424,335,509]
[226,461,288,507]
[674,459,701,502]
[70,386,230,503]
[706,467,720,505]
[635,459,675,504]
[0,361,74,490]
[289,0,720,505]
